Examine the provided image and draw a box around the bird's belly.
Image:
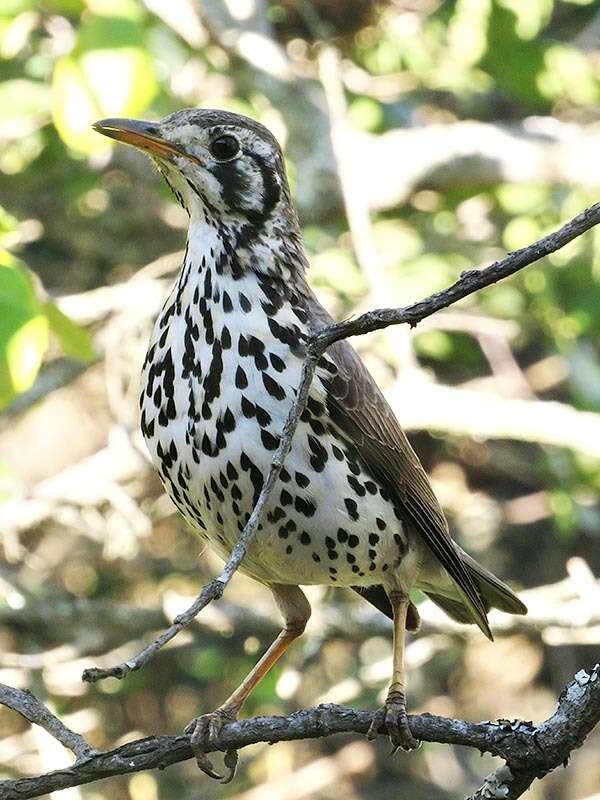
[144,391,414,588]
[139,291,414,589]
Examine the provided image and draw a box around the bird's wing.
[305,293,491,638]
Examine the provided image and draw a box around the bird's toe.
[367,691,419,752]
[185,708,239,782]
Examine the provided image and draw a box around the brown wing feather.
[304,290,492,637]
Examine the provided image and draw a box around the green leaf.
[43,300,96,362]
[0,250,48,408]
[0,80,51,138]
[52,15,158,154]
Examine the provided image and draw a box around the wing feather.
[304,291,491,637]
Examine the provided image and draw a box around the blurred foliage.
[1,0,600,798]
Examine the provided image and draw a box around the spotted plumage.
[95,110,527,767]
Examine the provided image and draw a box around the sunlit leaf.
[539,44,599,106]
[52,15,158,154]
[43,300,96,362]
[0,79,51,138]
[5,314,48,395]
[0,250,47,407]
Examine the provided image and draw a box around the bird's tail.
[425,549,527,635]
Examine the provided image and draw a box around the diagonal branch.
[82,199,600,684]
[0,683,96,763]
[2,665,599,800]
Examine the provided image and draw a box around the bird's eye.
[209,135,240,161]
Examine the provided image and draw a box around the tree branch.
[1,665,598,800]
[0,683,96,763]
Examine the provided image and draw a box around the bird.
[93,109,527,780]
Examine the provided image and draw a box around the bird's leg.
[186,585,310,782]
[367,589,419,751]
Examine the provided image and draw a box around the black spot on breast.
[295,496,316,517]
[235,365,248,389]
[307,435,328,472]
[222,407,236,432]
[240,451,264,504]
[295,471,310,489]
[248,336,268,370]
[227,462,239,480]
[332,445,344,461]
[203,340,223,404]
[241,395,255,417]
[255,404,272,427]
[261,429,279,450]
[262,372,286,400]
[239,292,251,312]
[267,318,301,348]
[221,326,232,349]
[203,269,212,299]
[348,475,366,497]
[201,433,215,457]
[267,506,286,523]
[345,498,359,521]
[269,353,285,373]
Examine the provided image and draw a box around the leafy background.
[1,0,600,798]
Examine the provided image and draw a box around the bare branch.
[82,349,320,683]
[310,200,600,349]
[81,200,600,683]
[2,666,599,800]
[0,683,96,763]
[467,665,600,799]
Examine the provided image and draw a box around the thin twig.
[81,199,600,683]
[2,665,599,800]
[0,683,96,762]
[82,351,320,682]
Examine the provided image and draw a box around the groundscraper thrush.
[94,110,527,779]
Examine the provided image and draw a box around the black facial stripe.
[246,150,281,222]
[209,150,280,230]
[210,160,250,218]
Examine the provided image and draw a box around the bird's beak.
[93,118,186,161]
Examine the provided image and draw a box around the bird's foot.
[185,707,239,783]
[367,690,420,751]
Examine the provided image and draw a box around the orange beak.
[93,118,188,161]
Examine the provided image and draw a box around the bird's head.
[94,109,291,232]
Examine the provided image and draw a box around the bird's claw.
[185,708,239,782]
[367,690,420,751]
